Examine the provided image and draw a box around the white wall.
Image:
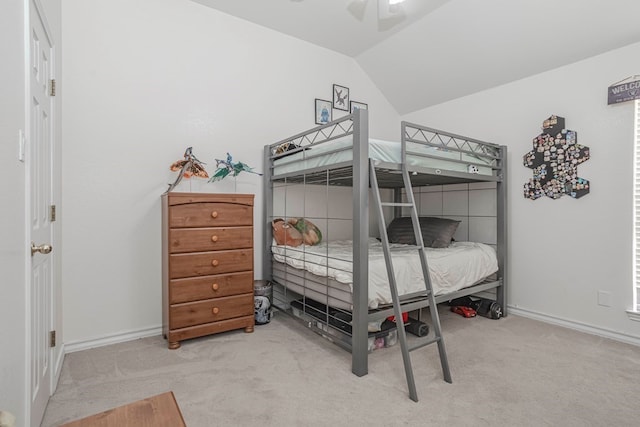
[0,1,27,423]
[61,0,400,344]
[403,42,640,342]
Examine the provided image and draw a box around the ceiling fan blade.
[347,0,368,21]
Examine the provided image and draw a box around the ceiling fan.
[347,0,407,31]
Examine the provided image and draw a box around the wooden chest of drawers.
[162,192,254,349]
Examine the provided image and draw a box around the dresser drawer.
[170,294,254,329]
[169,249,252,279]
[170,202,253,228]
[170,271,253,304]
[169,227,253,253]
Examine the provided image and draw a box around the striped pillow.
[387,217,460,248]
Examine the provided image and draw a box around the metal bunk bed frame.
[263,108,507,377]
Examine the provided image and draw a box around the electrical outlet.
[597,290,612,307]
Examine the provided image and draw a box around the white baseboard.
[60,310,640,353]
[509,306,640,347]
[64,325,162,354]
[52,344,65,392]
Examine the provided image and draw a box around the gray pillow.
[387,217,460,248]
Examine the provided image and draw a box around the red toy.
[387,312,409,323]
[451,306,477,318]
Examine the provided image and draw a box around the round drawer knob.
[211,211,218,218]
[212,283,219,291]
[212,307,219,315]
[211,235,218,242]
[211,259,219,267]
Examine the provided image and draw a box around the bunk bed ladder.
[369,159,452,402]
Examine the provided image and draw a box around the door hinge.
[50,79,56,97]
[50,205,56,222]
[50,330,56,347]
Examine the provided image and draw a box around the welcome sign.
[608,76,640,104]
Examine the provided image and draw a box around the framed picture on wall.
[333,84,350,111]
[315,98,333,125]
[350,101,368,113]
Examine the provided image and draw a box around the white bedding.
[272,136,494,176]
[271,239,498,309]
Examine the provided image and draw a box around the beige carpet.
[42,307,640,427]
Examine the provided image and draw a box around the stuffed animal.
[272,218,304,247]
[287,218,322,246]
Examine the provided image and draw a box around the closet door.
[29,1,56,425]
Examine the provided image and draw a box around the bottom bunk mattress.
[271,239,498,310]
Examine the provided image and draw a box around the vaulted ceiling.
[192,0,640,114]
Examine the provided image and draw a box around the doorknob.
[31,242,53,256]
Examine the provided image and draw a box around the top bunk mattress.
[272,136,495,177]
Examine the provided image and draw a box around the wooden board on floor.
[59,391,186,427]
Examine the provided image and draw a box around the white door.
[29,1,55,424]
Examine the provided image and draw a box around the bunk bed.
[263,109,507,378]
